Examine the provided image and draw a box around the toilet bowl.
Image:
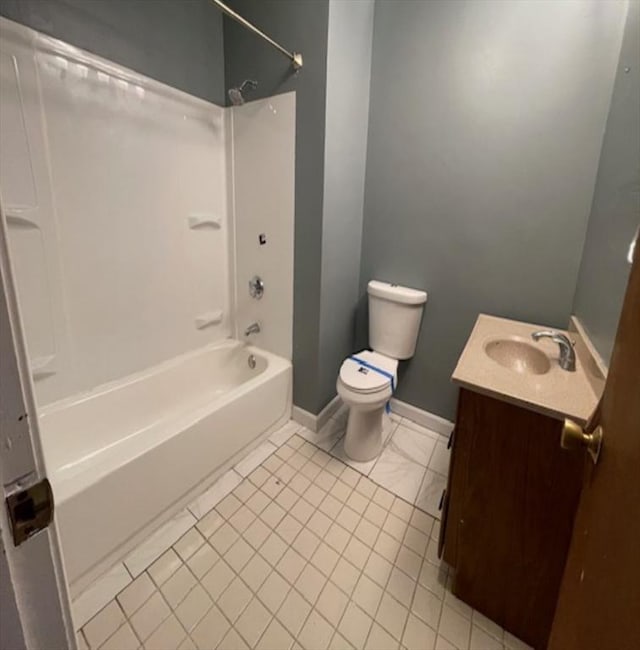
[337,351,398,462]
[337,280,427,462]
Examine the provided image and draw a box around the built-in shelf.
[195,310,223,330]
[31,354,57,380]
[187,213,221,230]
[6,211,39,229]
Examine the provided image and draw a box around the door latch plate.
[5,478,54,546]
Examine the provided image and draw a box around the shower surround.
[0,17,295,594]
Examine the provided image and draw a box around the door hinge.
[5,478,54,546]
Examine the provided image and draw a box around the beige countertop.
[452,314,599,425]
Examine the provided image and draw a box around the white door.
[0,202,75,649]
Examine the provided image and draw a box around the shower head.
[228,79,258,106]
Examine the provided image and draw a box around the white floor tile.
[269,420,301,447]
[256,618,295,650]
[161,565,197,609]
[352,574,383,617]
[390,425,437,467]
[98,621,138,650]
[330,557,361,597]
[82,601,126,649]
[186,543,219,579]
[365,622,399,650]
[403,613,437,650]
[412,584,443,630]
[148,549,182,587]
[258,570,290,613]
[315,581,349,626]
[174,584,212,633]
[418,561,448,600]
[74,563,132,629]
[415,469,447,519]
[438,604,471,649]
[338,602,373,649]
[218,577,252,624]
[116,572,156,617]
[235,597,272,647]
[376,593,409,641]
[125,510,196,578]
[187,470,242,519]
[298,610,335,650]
[190,605,229,650]
[144,614,187,650]
[429,441,451,476]
[240,553,271,592]
[129,591,171,641]
[173,528,205,562]
[370,449,426,503]
[201,560,234,601]
[295,562,327,605]
[235,442,279,477]
[277,589,311,637]
[219,627,250,650]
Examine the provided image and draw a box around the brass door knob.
[561,419,603,464]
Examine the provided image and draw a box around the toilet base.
[344,407,386,462]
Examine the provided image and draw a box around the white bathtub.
[39,340,291,589]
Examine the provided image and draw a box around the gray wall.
[224,0,330,413]
[359,0,627,420]
[317,0,374,411]
[0,0,225,104]
[572,0,640,364]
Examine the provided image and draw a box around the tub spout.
[244,322,261,336]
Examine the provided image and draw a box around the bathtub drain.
[248,354,257,369]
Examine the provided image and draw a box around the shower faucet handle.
[249,275,264,300]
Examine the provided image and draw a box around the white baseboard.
[294,393,454,440]
[291,405,316,430]
[292,394,342,432]
[389,398,454,438]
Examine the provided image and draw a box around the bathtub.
[39,339,291,590]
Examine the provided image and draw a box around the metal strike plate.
[6,478,54,546]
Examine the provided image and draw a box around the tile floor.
[74,413,532,650]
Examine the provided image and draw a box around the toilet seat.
[339,351,398,394]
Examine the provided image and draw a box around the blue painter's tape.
[349,356,395,414]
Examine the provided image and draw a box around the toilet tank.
[368,280,427,360]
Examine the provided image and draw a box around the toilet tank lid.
[368,280,427,305]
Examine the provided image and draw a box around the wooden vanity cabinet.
[441,388,584,650]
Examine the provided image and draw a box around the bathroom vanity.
[441,315,602,650]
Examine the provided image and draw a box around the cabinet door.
[451,389,583,649]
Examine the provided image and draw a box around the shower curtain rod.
[210,0,303,69]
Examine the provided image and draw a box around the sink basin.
[484,339,551,375]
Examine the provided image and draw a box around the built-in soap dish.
[195,310,223,330]
[188,213,221,229]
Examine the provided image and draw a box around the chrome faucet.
[531,330,576,371]
[244,322,261,336]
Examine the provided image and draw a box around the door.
[0,201,76,649]
[548,244,640,649]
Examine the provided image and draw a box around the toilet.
[337,280,427,461]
